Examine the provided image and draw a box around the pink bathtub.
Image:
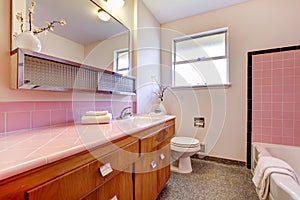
[252,142,300,200]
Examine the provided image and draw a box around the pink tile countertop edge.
[0,115,176,181]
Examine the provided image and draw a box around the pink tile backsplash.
[6,112,31,132]
[0,113,5,133]
[0,101,136,134]
[66,110,75,122]
[0,102,35,112]
[51,110,67,125]
[32,111,51,128]
[252,49,300,146]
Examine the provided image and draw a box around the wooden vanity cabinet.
[0,118,175,200]
[0,136,139,200]
[134,119,175,200]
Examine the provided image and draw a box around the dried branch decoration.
[154,82,169,102]
[15,1,66,36]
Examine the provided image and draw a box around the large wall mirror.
[11,0,131,75]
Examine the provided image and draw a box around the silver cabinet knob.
[99,163,113,177]
[160,153,165,160]
[110,195,118,200]
[150,161,157,169]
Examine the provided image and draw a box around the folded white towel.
[256,145,271,158]
[81,113,112,124]
[252,156,300,200]
[85,111,108,116]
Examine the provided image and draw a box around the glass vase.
[15,31,42,52]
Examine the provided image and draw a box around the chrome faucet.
[117,106,133,119]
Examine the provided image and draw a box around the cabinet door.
[83,171,133,200]
[25,164,93,200]
[90,140,139,188]
[156,140,171,193]
[134,150,158,200]
[135,132,173,200]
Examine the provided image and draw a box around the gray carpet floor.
[157,158,259,200]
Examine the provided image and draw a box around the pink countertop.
[0,115,175,181]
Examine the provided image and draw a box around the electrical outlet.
[194,117,205,128]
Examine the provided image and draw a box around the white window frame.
[113,48,129,75]
[172,27,230,88]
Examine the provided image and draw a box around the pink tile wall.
[0,101,136,133]
[252,49,300,146]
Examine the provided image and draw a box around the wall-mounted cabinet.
[10,49,136,95]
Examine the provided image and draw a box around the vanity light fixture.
[104,0,125,10]
[97,9,111,21]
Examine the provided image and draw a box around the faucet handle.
[118,106,133,119]
[122,106,132,111]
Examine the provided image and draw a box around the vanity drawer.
[140,125,174,153]
[25,164,93,200]
[135,139,170,173]
[156,140,171,193]
[83,170,133,200]
[90,139,139,187]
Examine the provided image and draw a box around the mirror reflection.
[11,0,130,74]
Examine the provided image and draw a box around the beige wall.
[38,32,84,63]
[135,0,161,114]
[84,33,129,71]
[161,0,300,161]
[0,0,133,102]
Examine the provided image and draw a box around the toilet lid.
[171,137,200,148]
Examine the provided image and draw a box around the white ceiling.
[142,0,252,24]
[21,0,253,45]
[27,0,128,45]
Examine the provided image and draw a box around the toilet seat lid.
[171,137,200,148]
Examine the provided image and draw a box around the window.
[172,28,229,87]
[114,48,129,75]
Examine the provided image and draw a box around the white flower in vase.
[14,1,66,52]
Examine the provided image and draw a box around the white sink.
[115,115,164,130]
[130,116,162,125]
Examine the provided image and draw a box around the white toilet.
[171,137,201,173]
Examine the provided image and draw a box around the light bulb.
[97,9,111,21]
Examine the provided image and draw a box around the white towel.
[81,113,112,124]
[252,156,300,200]
[256,146,271,158]
[85,111,108,116]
